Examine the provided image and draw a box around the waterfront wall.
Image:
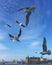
[25,56,52,64]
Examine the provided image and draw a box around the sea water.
[0,64,52,65]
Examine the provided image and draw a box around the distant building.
[26,56,40,64]
[25,56,48,64]
[10,60,18,64]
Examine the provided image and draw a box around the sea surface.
[0,64,52,65]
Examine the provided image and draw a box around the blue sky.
[0,0,52,61]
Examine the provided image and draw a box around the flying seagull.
[9,29,22,42]
[16,20,26,27]
[6,24,11,28]
[18,6,36,26]
[42,37,47,52]
[40,37,51,55]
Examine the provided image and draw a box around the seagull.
[40,37,51,55]
[6,24,11,28]
[42,37,47,52]
[9,29,22,42]
[18,6,36,26]
[16,20,26,27]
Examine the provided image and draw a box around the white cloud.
[29,41,40,49]
[21,24,46,41]
[0,32,6,40]
[0,44,8,50]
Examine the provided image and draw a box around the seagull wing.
[16,29,21,39]
[22,24,26,27]
[17,7,30,11]
[16,29,21,38]
[43,38,47,52]
[16,20,20,24]
[43,44,47,52]
[7,24,11,27]
[9,34,14,38]
[26,12,31,26]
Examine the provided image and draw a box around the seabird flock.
[7,6,36,42]
[5,6,52,56]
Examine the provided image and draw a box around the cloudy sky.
[0,0,52,61]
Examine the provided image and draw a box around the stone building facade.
[26,56,48,64]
